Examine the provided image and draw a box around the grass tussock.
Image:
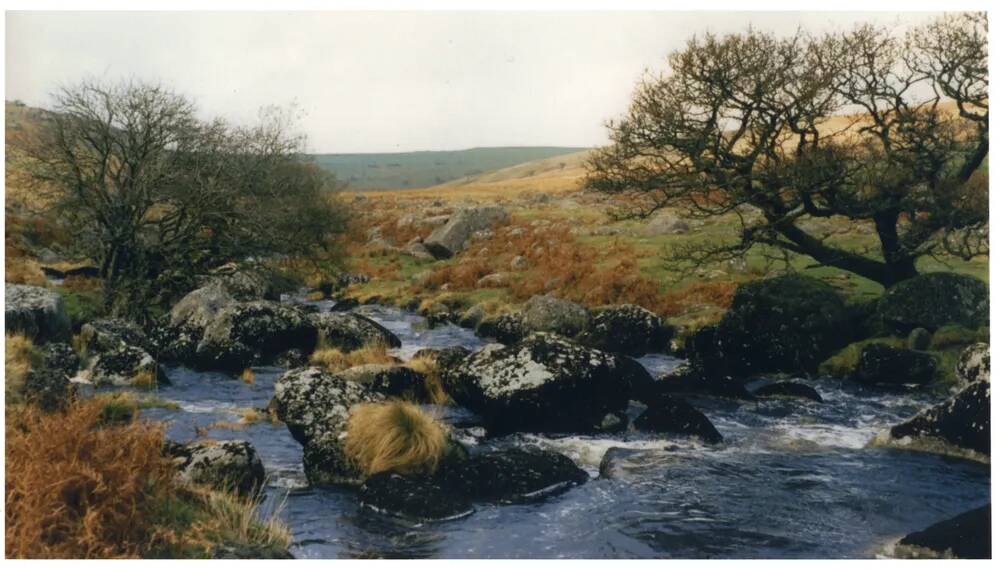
[5,398,290,559]
[5,333,41,405]
[405,356,453,405]
[343,401,449,476]
[309,342,395,373]
[240,368,256,385]
[130,369,159,389]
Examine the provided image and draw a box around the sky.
[6,11,941,153]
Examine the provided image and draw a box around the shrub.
[343,401,449,477]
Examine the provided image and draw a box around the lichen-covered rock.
[5,283,71,343]
[632,395,723,443]
[874,380,989,459]
[895,505,990,559]
[22,367,77,411]
[876,272,988,333]
[854,344,937,386]
[580,304,674,356]
[38,342,80,378]
[442,333,650,434]
[956,343,989,384]
[475,313,526,344]
[751,381,823,402]
[521,294,591,338]
[358,472,475,522]
[710,275,850,376]
[196,301,316,371]
[169,440,266,496]
[339,364,427,401]
[422,205,509,259]
[308,312,401,352]
[302,434,364,487]
[80,318,153,354]
[434,447,588,503]
[412,346,471,373]
[89,344,168,387]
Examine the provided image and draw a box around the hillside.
[310,146,587,190]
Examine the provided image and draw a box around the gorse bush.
[343,401,449,476]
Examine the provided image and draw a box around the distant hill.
[310,146,587,190]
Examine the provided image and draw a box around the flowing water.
[105,301,989,559]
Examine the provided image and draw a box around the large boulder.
[442,333,651,434]
[475,313,526,344]
[709,275,850,376]
[339,364,427,401]
[168,440,266,496]
[876,273,988,333]
[956,343,989,384]
[422,205,509,259]
[895,505,990,559]
[80,318,153,354]
[853,344,938,386]
[88,344,168,387]
[632,395,723,443]
[580,304,673,356]
[873,380,989,458]
[5,284,71,343]
[309,312,401,352]
[196,301,316,371]
[521,294,591,338]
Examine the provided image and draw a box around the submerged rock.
[854,344,937,386]
[443,333,650,434]
[895,505,990,559]
[632,395,723,443]
[169,439,266,496]
[5,283,71,343]
[874,380,989,459]
[359,472,475,522]
[434,448,588,503]
[751,381,823,402]
[580,304,674,356]
[876,272,988,334]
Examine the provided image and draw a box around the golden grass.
[130,369,159,390]
[405,356,453,405]
[240,368,256,385]
[309,342,396,374]
[236,407,272,425]
[5,333,40,405]
[343,401,449,477]
[4,254,46,286]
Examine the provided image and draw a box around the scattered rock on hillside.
[876,273,988,333]
[442,333,650,434]
[644,211,690,235]
[580,304,674,356]
[5,283,71,343]
[423,205,509,259]
[521,294,591,337]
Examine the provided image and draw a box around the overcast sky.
[6,11,939,153]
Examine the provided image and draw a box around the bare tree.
[586,13,987,287]
[23,79,347,319]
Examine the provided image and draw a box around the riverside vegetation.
[4,12,992,559]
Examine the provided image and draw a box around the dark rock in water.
[22,367,77,411]
[876,272,988,334]
[752,381,823,403]
[633,395,723,444]
[443,333,649,434]
[580,304,674,356]
[196,301,316,371]
[907,327,932,351]
[897,505,990,559]
[521,294,591,338]
[5,284,72,343]
[884,380,990,457]
[710,275,850,376]
[90,344,169,387]
[412,346,471,373]
[302,435,364,487]
[274,348,308,368]
[854,344,937,386]
[340,364,427,401]
[640,363,753,401]
[330,298,360,312]
[598,447,676,480]
[168,439,266,496]
[956,343,989,384]
[309,312,401,352]
[434,448,588,503]
[359,472,475,522]
[475,313,526,344]
[594,411,629,434]
[81,318,154,354]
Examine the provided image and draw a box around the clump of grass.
[309,342,395,373]
[205,420,246,432]
[240,368,256,385]
[183,486,291,555]
[405,356,453,405]
[343,401,449,477]
[236,407,272,425]
[130,369,159,389]
[5,333,42,405]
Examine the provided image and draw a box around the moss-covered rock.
[876,273,988,334]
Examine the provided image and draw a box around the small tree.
[586,13,987,287]
[23,79,347,319]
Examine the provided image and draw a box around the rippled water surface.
[114,301,988,559]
